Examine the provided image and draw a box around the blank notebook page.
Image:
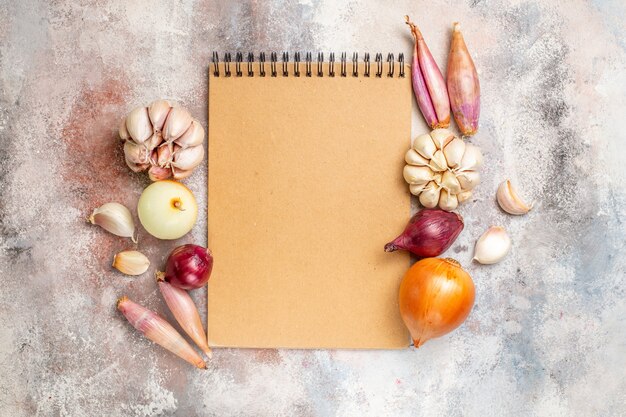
[208,61,411,349]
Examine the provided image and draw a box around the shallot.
[447,22,480,136]
[158,244,213,290]
[385,209,464,257]
[117,296,206,369]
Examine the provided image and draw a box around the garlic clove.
[409,183,428,196]
[148,165,172,181]
[126,158,150,173]
[175,119,205,149]
[443,138,465,169]
[419,181,441,208]
[496,180,532,215]
[405,149,430,166]
[457,190,472,203]
[113,250,150,276]
[125,106,153,144]
[148,100,172,132]
[438,189,458,211]
[441,170,462,194]
[119,117,130,141]
[413,134,437,159]
[172,145,204,171]
[458,144,483,171]
[403,165,434,185]
[473,226,511,264]
[123,140,150,165]
[432,171,443,185]
[429,150,448,172]
[89,202,136,242]
[157,143,173,167]
[163,107,193,142]
[457,170,480,191]
[145,132,163,152]
[172,167,194,180]
[430,128,454,149]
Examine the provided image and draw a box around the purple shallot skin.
[384,209,464,258]
[161,244,213,290]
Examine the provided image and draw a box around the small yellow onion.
[399,258,475,347]
[137,180,198,240]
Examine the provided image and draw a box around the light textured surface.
[1,0,625,416]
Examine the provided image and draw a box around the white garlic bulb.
[120,100,205,181]
[404,128,482,211]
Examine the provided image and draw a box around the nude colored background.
[0,0,624,415]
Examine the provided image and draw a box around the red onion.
[158,244,213,290]
[384,209,464,257]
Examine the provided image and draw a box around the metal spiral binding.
[211,52,405,78]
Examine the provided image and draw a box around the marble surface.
[1,0,625,416]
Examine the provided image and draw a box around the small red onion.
[158,244,213,290]
[385,209,464,257]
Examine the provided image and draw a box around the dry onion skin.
[120,100,205,181]
[399,257,475,347]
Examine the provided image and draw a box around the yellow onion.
[399,258,475,347]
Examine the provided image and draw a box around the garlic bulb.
[120,100,205,181]
[496,180,532,215]
[473,226,511,264]
[403,128,482,210]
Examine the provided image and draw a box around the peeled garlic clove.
[473,226,511,264]
[163,107,193,142]
[497,180,532,215]
[175,119,205,149]
[429,150,448,172]
[89,202,136,242]
[457,190,472,203]
[458,144,483,171]
[148,165,172,181]
[405,149,430,166]
[148,99,172,132]
[125,106,153,144]
[438,189,458,211]
[172,145,204,171]
[430,128,454,150]
[119,117,130,141]
[113,250,150,276]
[441,170,462,194]
[409,182,427,196]
[172,167,194,180]
[157,143,173,167]
[443,138,465,168]
[123,140,150,165]
[413,134,437,159]
[419,181,441,208]
[403,165,434,185]
[457,170,480,191]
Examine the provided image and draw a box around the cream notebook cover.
[208,53,411,349]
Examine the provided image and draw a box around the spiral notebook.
[207,52,412,349]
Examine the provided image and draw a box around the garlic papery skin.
[113,250,150,276]
[413,134,437,159]
[473,226,511,264]
[403,128,482,210]
[163,107,193,142]
[403,165,434,185]
[89,202,136,242]
[120,100,205,181]
[497,180,532,215]
[405,149,430,166]
[125,106,153,144]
